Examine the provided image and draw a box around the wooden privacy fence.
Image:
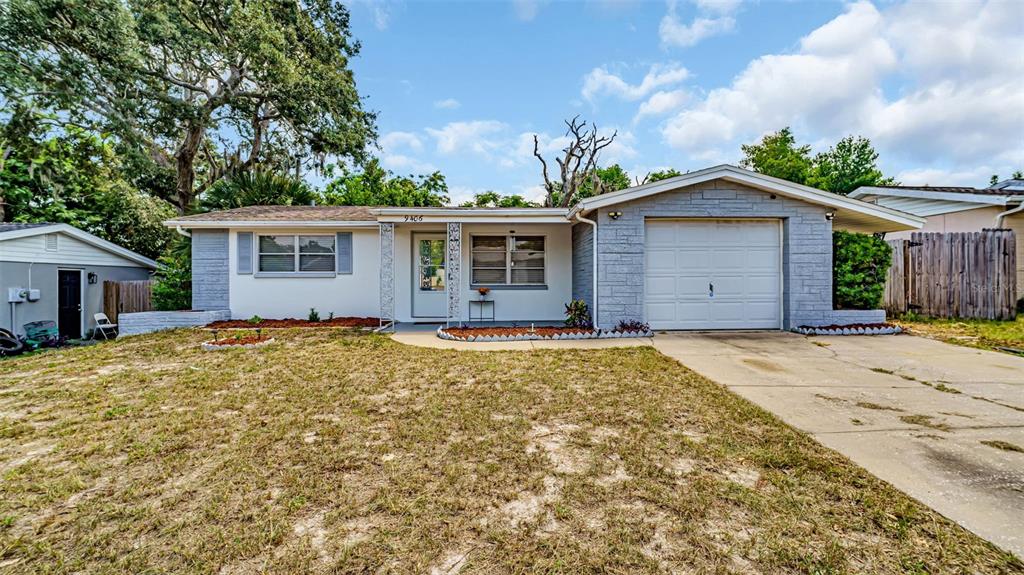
[884,230,1017,320]
[103,280,155,324]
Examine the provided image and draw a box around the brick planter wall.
[119,310,231,336]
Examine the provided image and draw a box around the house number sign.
[403,215,424,222]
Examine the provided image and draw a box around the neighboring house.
[165,164,922,331]
[0,223,158,338]
[851,179,1024,300]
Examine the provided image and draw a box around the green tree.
[0,115,175,258]
[200,172,319,211]
[1,0,376,213]
[740,128,812,185]
[807,136,895,195]
[323,159,449,207]
[642,169,683,184]
[459,191,538,208]
[575,164,633,201]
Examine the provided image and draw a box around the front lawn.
[0,330,1018,573]
[893,314,1024,354]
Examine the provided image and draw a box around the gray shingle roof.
[0,222,55,233]
[871,185,1021,197]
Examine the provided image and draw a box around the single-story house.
[851,179,1024,300]
[0,223,158,338]
[165,165,923,331]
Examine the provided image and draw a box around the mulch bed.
[443,326,598,338]
[207,317,380,329]
[207,335,273,346]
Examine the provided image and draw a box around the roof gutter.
[573,212,599,328]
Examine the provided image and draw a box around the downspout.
[574,211,599,328]
[175,225,191,238]
[994,201,1024,228]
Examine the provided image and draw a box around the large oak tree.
[1,0,376,213]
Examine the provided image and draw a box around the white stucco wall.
[393,223,573,323]
[228,227,381,320]
[884,206,1001,239]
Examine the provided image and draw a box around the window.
[258,235,335,273]
[471,235,545,285]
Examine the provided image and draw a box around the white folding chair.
[93,313,118,340]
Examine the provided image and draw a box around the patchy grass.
[0,329,1020,573]
[893,315,1024,354]
[981,440,1024,454]
[899,415,953,432]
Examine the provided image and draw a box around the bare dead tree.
[533,116,617,207]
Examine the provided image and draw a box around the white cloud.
[379,131,423,152]
[426,120,509,156]
[894,166,996,188]
[659,0,738,48]
[658,0,1024,176]
[513,0,540,21]
[345,0,398,30]
[582,62,689,103]
[634,89,689,122]
[380,154,435,174]
[434,98,461,110]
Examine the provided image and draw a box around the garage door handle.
[709,282,714,297]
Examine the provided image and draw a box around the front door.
[57,269,82,339]
[412,234,447,319]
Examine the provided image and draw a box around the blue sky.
[343,0,1024,204]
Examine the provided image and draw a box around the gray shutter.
[237,232,253,274]
[336,232,353,274]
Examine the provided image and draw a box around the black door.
[57,270,82,339]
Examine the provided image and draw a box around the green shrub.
[564,299,592,329]
[833,231,892,310]
[151,250,191,311]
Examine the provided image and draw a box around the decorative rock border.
[437,326,653,342]
[201,338,276,351]
[792,324,902,336]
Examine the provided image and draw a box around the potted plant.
[476,287,491,301]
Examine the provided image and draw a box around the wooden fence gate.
[103,280,155,324]
[883,230,1017,320]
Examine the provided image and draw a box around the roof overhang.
[0,223,158,268]
[163,220,379,229]
[571,164,925,233]
[371,207,570,224]
[850,186,1021,206]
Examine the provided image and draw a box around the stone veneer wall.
[594,179,834,330]
[191,229,230,311]
[571,222,594,315]
[119,310,231,336]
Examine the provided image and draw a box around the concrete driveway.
[653,331,1024,557]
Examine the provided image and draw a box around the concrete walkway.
[652,331,1024,557]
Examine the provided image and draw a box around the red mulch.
[206,317,380,329]
[207,335,273,346]
[443,326,598,338]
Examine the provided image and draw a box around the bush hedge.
[833,230,892,310]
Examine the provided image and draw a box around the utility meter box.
[7,288,26,303]
[26,289,41,302]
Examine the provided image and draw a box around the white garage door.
[645,219,781,330]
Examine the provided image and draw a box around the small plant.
[308,308,321,322]
[833,230,892,310]
[328,311,334,321]
[564,299,592,329]
[247,315,263,326]
[615,319,650,333]
[476,287,491,298]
